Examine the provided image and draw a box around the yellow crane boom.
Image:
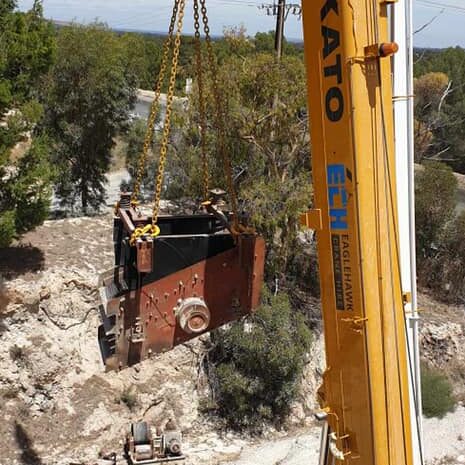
[301,1,414,464]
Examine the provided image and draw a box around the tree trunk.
[81,182,88,215]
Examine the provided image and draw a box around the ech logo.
[327,164,348,230]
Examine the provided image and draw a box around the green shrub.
[209,288,312,431]
[0,210,16,248]
[421,363,456,418]
[120,386,138,411]
[9,344,25,361]
[415,162,457,258]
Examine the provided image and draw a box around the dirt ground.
[0,214,464,465]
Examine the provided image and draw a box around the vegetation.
[415,162,457,257]
[421,363,456,419]
[414,48,465,172]
[208,289,312,431]
[414,161,465,301]
[43,24,137,213]
[9,344,25,361]
[120,386,139,411]
[0,0,55,247]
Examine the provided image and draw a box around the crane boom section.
[302,1,414,465]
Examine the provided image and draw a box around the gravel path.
[423,405,465,461]
[220,407,465,465]
[221,432,321,465]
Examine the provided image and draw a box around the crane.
[97,1,424,464]
[301,0,423,464]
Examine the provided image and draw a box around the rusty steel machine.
[98,193,264,370]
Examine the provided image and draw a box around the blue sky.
[17,0,465,48]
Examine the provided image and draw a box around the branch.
[437,80,453,116]
[414,9,444,35]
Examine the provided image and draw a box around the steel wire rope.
[374,3,426,464]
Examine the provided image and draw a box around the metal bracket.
[130,317,145,343]
[341,316,368,334]
[329,432,352,461]
[300,209,323,230]
[136,238,154,273]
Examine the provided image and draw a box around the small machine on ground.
[125,421,185,465]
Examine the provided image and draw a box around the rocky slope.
[0,214,464,465]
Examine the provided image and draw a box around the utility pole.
[275,0,285,60]
[258,2,301,60]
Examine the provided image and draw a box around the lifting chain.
[131,0,180,207]
[151,0,186,230]
[199,0,240,232]
[193,0,209,201]
[130,0,246,244]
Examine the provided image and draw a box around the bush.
[120,386,138,411]
[415,162,459,297]
[421,363,456,418]
[208,288,312,431]
[0,138,53,248]
[0,210,16,248]
[415,162,457,257]
[9,344,25,361]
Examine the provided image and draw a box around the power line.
[258,2,302,19]
[416,0,465,13]
[258,1,301,59]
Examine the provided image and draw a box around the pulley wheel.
[176,297,211,334]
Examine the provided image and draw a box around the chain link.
[131,0,180,205]
[151,0,186,228]
[132,0,242,236]
[193,0,209,201]
[199,0,239,231]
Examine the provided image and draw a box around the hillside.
[0,215,464,464]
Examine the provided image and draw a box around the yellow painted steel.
[302,1,414,465]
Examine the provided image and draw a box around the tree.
[119,33,163,90]
[254,31,301,57]
[123,118,158,197]
[414,48,465,172]
[415,162,457,257]
[43,24,137,213]
[2,1,56,101]
[439,211,465,302]
[0,0,16,26]
[414,72,451,162]
[0,0,54,247]
[165,53,311,287]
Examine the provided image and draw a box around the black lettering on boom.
[326,87,344,122]
[321,0,344,122]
